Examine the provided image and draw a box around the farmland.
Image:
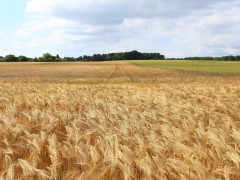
[131,60,240,75]
[0,61,240,179]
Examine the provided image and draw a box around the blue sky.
[0,0,240,58]
[0,1,26,52]
[0,1,26,32]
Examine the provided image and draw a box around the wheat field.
[0,62,240,179]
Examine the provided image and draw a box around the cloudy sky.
[0,0,240,58]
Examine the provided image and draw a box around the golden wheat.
[0,82,239,179]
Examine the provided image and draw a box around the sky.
[0,0,240,58]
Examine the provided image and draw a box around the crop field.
[131,60,240,75]
[0,61,240,179]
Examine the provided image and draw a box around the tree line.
[1,52,240,62]
[0,50,165,62]
[169,55,240,61]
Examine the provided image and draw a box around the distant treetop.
[2,51,240,62]
[1,50,165,62]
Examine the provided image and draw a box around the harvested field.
[0,61,240,179]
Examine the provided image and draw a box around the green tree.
[0,56,5,61]
[5,54,17,62]
[124,50,143,60]
[18,55,28,62]
[41,53,56,62]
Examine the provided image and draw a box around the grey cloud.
[16,0,240,57]
[47,0,228,25]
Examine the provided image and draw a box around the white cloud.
[12,0,240,57]
[0,31,5,39]
[25,0,226,24]
[26,0,57,14]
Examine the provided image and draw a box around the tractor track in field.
[118,64,133,82]
[107,62,132,82]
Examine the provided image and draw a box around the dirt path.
[107,62,132,82]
